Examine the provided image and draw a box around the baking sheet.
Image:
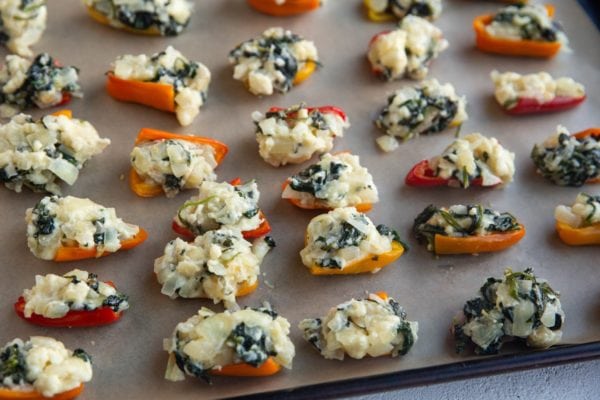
[1,1,599,398]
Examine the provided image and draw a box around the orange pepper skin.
[308,241,404,275]
[556,221,600,246]
[53,228,148,262]
[247,0,320,16]
[293,60,317,86]
[374,291,389,301]
[433,225,525,255]
[210,357,281,377]
[235,280,259,297]
[473,5,561,58]
[281,180,372,213]
[0,384,83,400]
[106,73,175,113]
[51,109,72,118]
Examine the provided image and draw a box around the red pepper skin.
[405,160,488,187]
[505,95,586,115]
[268,106,348,122]
[14,297,122,328]
[58,93,71,106]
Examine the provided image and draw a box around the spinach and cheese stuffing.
[0,53,82,117]
[175,180,263,236]
[300,207,401,271]
[531,125,600,186]
[229,27,319,96]
[485,4,567,45]
[163,306,295,381]
[491,70,585,110]
[453,268,564,354]
[25,195,140,260]
[154,229,273,309]
[429,133,515,188]
[21,269,129,319]
[0,0,46,57]
[0,112,109,194]
[0,336,92,397]
[83,0,193,36]
[282,152,379,209]
[365,0,442,21]
[375,79,467,151]
[111,46,211,126]
[413,204,521,251]
[130,137,218,197]
[253,104,349,167]
[368,15,448,81]
[299,293,418,360]
[555,193,600,228]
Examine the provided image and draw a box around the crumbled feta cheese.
[112,46,211,126]
[365,0,442,20]
[555,193,600,228]
[429,133,515,188]
[0,113,109,193]
[84,0,193,35]
[130,138,218,197]
[368,15,447,81]
[0,337,92,397]
[282,152,379,208]
[25,195,140,260]
[0,53,82,117]
[0,0,46,57]
[22,269,129,319]
[299,293,418,360]
[253,104,349,167]
[491,70,585,109]
[163,306,295,381]
[154,229,272,309]
[300,207,396,271]
[229,27,319,96]
[375,79,467,147]
[175,180,263,235]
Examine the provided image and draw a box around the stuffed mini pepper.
[364,0,441,22]
[413,204,525,254]
[247,0,322,16]
[163,305,295,381]
[554,193,600,246]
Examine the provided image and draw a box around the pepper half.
[433,225,526,255]
[473,5,561,57]
[307,240,405,275]
[129,128,228,198]
[53,228,148,262]
[504,94,586,115]
[405,160,490,188]
[247,0,321,16]
[106,73,175,113]
[210,357,281,377]
[555,221,600,246]
[0,384,84,400]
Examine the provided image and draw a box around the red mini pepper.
[405,160,490,188]
[503,95,586,115]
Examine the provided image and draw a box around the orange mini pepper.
[308,241,405,275]
[211,357,281,377]
[433,226,526,255]
[106,73,175,113]
[0,384,83,400]
[247,0,321,16]
[473,5,561,57]
[130,128,228,198]
[555,221,600,246]
[53,228,148,262]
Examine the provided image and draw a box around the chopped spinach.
[72,348,92,363]
[492,5,562,42]
[290,159,347,196]
[394,320,416,356]
[103,293,129,312]
[174,350,209,383]
[227,323,276,367]
[31,197,56,237]
[0,343,27,386]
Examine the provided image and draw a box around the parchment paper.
[1,1,599,398]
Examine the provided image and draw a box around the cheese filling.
[22,269,129,319]
[84,0,193,35]
[413,204,521,251]
[429,133,515,188]
[300,207,397,270]
[154,229,273,309]
[25,195,140,260]
[112,46,211,126]
[0,112,110,194]
[282,152,379,208]
[229,27,319,96]
[175,180,262,235]
[531,125,600,187]
[163,306,295,382]
[555,193,600,228]
[454,268,564,354]
[253,104,349,167]
[0,336,92,398]
[130,138,217,197]
[491,70,585,109]
[485,4,567,45]
[375,79,467,150]
[366,0,441,20]
[0,53,82,117]
[368,15,448,81]
[299,293,418,360]
[0,0,46,57]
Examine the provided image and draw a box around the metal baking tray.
[1,1,599,398]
